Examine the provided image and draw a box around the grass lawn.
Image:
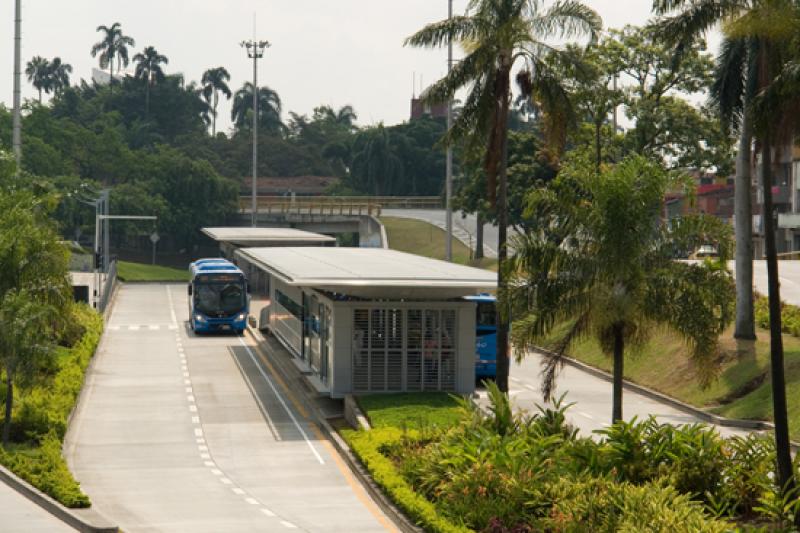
[117,260,190,282]
[356,392,464,431]
[381,216,497,271]
[553,324,800,439]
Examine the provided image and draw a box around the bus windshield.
[195,281,245,316]
[476,302,496,328]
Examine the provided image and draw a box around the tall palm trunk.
[37,87,42,104]
[475,213,484,259]
[735,111,756,340]
[496,67,512,394]
[612,324,624,423]
[761,135,796,501]
[145,82,150,117]
[212,92,219,136]
[2,370,12,446]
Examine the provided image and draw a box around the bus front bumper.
[193,314,248,333]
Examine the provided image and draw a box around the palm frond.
[530,0,602,43]
[404,16,483,49]
[710,35,749,134]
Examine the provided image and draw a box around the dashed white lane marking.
[187,395,195,403]
[168,324,178,330]
[232,487,245,495]
[524,384,537,392]
[200,452,210,459]
[189,405,197,412]
[166,286,178,326]
[186,387,193,393]
[194,428,203,437]
[211,469,222,476]
[236,336,325,465]
[579,412,594,420]
[108,325,120,331]
[220,478,232,485]
[191,416,200,424]
[183,372,190,378]
[184,379,192,386]
[245,497,259,505]
[198,444,208,452]
[129,325,140,331]
[261,509,276,517]
[203,461,214,467]
[148,325,159,331]
[280,520,298,529]
[510,377,521,383]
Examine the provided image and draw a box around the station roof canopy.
[237,247,497,299]
[201,227,336,247]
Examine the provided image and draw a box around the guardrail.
[99,260,117,313]
[240,195,442,211]
[242,200,382,217]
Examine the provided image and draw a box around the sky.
[2,1,704,134]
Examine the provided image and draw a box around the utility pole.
[241,35,270,228]
[445,0,454,261]
[12,0,22,170]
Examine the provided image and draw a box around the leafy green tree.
[201,67,232,136]
[90,22,135,95]
[507,154,735,423]
[0,153,71,446]
[48,58,73,97]
[350,125,403,196]
[654,0,800,506]
[25,56,50,103]
[133,46,168,116]
[407,0,601,392]
[231,82,284,135]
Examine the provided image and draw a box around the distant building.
[410,97,448,121]
[242,176,340,197]
[91,67,135,85]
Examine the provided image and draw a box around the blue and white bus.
[465,294,497,380]
[188,259,249,334]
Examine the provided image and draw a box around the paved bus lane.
[66,283,394,533]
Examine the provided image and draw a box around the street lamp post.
[241,39,270,228]
[12,0,22,170]
[445,0,454,262]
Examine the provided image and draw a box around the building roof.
[237,247,497,299]
[201,227,336,246]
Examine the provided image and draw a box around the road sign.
[150,232,160,244]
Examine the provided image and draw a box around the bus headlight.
[236,313,246,322]
[195,314,207,322]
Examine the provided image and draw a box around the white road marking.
[129,325,140,331]
[230,343,281,441]
[108,325,120,331]
[510,377,521,383]
[181,365,188,371]
[236,336,325,465]
[261,508,276,517]
[187,395,195,403]
[192,416,200,424]
[280,520,297,529]
[148,325,159,331]
[198,444,208,452]
[183,372,189,378]
[186,387,193,393]
[524,384,537,392]
[168,324,178,330]
[201,453,210,459]
[232,488,245,495]
[194,428,203,437]
[203,461,214,467]
[245,497,259,505]
[166,286,178,326]
[189,405,197,412]
[196,437,205,444]
[184,379,191,385]
[578,412,594,420]
[220,478,232,485]
[211,469,222,476]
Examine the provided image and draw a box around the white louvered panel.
[387,309,403,391]
[352,309,370,392]
[440,310,457,391]
[370,309,387,391]
[423,310,440,391]
[406,309,423,391]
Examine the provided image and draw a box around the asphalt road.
[478,351,754,440]
[384,209,800,307]
[65,284,394,533]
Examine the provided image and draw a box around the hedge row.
[0,304,102,507]
[341,426,472,533]
[755,295,800,337]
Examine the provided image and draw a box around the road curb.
[247,327,422,533]
[0,464,117,533]
[535,347,775,431]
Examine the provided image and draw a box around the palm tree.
[90,22,135,95]
[133,46,168,116]
[507,155,735,424]
[351,125,404,195]
[325,105,358,130]
[231,82,284,135]
[25,56,50,103]
[201,67,232,136]
[654,0,800,509]
[48,57,73,96]
[406,0,601,392]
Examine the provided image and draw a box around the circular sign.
[150,232,160,244]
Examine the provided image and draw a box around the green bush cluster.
[755,296,800,337]
[0,304,101,507]
[349,384,795,531]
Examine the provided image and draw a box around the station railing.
[239,195,443,214]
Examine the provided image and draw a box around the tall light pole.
[12,0,22,170]
[445,0,454,261]
[241,39,270,228]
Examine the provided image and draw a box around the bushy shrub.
[0,432,90,508]
[755,295,800,337]
[0,304,101,508]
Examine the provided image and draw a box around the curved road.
[65,284,395,533]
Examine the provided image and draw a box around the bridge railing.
[239,195,442,213]
[240,197,382,217]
